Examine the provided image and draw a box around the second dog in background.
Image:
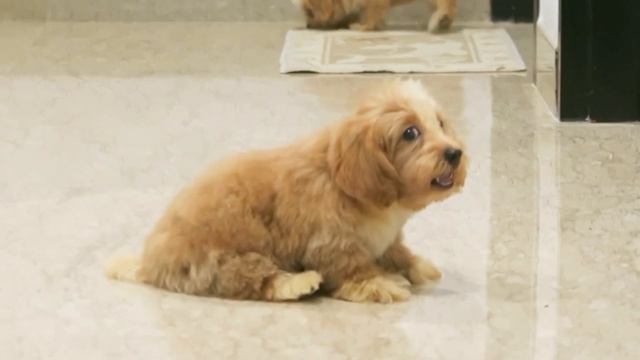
[292,0,456,32]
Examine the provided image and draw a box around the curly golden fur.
[106,80,467,303]
[292,0,456,32]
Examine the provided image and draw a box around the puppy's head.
[328,80,467,210]
[292,0,349,29]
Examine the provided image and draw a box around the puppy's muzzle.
[443,148,462,168]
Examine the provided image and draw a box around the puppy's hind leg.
[213,252,323,301]
[108,250,321,301]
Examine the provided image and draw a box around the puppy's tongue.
[435,173,454,187]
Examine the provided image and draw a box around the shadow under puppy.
[107,80,467,303]
[292,0,456,32]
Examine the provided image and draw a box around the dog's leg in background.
[378,237,442,286]
[304,237,411,303]
[349,0,391,31]
[428,0,456,32]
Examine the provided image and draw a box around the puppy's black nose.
[444,148,462,167]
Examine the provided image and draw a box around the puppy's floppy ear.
[328,118,399,207]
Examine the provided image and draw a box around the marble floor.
[0,22,638,360]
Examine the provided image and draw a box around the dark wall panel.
[492,0,534,22]
[559,0,640,122]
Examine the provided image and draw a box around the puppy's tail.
[105,255,141,283]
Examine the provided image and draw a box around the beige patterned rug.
[280,28,526,74]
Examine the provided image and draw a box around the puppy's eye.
[402,126,421,141]
[438,118,444,129]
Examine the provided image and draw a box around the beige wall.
[1,0,489,22]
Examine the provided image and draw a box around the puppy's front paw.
[428,11,453,32]
[271,271,323,301]
[333,276,411,303]
[407,257,442,286]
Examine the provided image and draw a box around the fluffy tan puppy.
[107,80,467,303]
[292,0,456,32]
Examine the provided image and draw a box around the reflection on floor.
[0,22,638,360]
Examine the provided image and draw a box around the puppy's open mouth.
[431,172,454,189]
